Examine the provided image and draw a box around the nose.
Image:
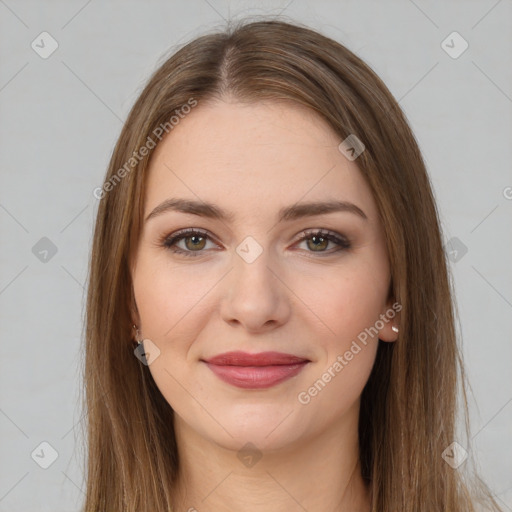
[219,247,291,333]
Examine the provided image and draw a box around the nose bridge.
[220,235,290,330]
[231,236,277,301]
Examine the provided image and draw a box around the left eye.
[296,229,351,254]
[160,229,351,257]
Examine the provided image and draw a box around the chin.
[197,404,310,452]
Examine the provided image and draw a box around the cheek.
[291,256,389,349]
[292,263,384,414]
[132,252,216,341]
[132,256,209,411]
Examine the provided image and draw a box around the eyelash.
[159,228,351,258]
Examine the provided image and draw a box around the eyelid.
[158,228,220,253]
[296,228,350,246]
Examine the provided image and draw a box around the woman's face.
[131,99,397,451]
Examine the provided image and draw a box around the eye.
[295,229,351,255]
[160,228,219,257]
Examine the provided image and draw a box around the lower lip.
[204,362,308,389]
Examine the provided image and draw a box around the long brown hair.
[83,17,502,511]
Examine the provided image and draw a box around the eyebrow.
[145,198,368,223]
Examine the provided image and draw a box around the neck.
[169,404,371,512]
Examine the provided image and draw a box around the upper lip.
[203,351,309,366]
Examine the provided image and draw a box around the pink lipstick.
[203,351,309,389]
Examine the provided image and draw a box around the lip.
[202,351,310,389]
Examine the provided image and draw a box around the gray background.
[1,1,511,510]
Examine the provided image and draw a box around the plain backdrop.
[1,1,511,511]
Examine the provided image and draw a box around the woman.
[83,18,502,511]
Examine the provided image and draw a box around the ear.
[377,298,401,343]
[128,282,140,330]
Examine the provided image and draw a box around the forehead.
[144,100,379,224]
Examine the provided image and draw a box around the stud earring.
[133,324,142,345]
[391,325,399,333]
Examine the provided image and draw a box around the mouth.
[202,351,310,389]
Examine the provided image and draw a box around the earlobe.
[379,326,399,343]
[129,284,140,329]
[378,300,401,342]
[130,309,140,330]
[130,312,140,332]
[387,324,400,342]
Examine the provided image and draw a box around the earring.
[391,325,399,333]
[133,324,142,345]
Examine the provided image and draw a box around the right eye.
[160,228,220,257]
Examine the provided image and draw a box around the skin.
[130,98,399,512]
